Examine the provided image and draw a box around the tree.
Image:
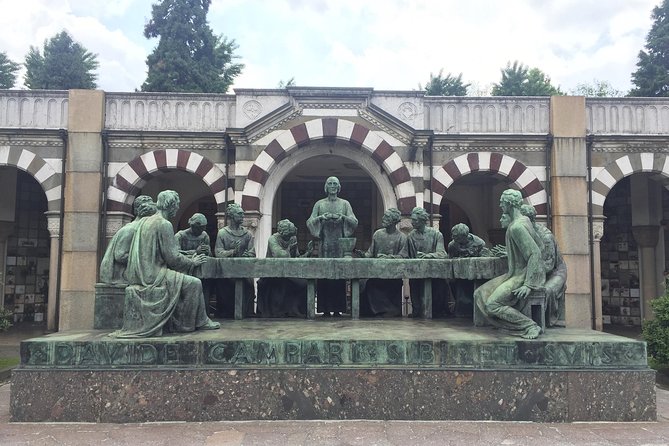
[24,31,98,90]
[630,0,669,96]
[570,79,624,97]
[142,0,244,93]
[278,77,295,88]
[491,61,562,96]
[421,69,469,96]
[0,52,19,89]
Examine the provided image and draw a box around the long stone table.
[196,257,507,320]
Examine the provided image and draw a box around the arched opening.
[274,153,384,252]
[255,141,400,257]
[0,168,50,325]
[600,173,669,328]
[439,171,515,246]
[137,170,218,250]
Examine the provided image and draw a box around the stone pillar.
[632,225,661,320]
[592,216,605,331]
[630,174,665,321]
[58,90,105,331]
[45,212,61,331]
[550,96,592,328]
[430,213,441,231]
[0,222,14,307]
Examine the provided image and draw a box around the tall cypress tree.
[24,31,98,90]
[0,52,20,89]
[630,0,669,97]
[142,0,243,93]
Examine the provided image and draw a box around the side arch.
[240,118,417,214]
[591,152,669,216]
[0,146,62,211]
[427,152,548,216]
[106,149,226,213]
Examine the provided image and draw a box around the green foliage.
[24,31,98,90]
[569,79,624,97]
[142,0,244,93]
[491,61,562,96]
[0,52,19,89]
[0,306,12,332]
[421,69,469,96]
[278,77,295,88]
[630,0,669,96]
[643,282,669,365]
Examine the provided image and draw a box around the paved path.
[1,381,669,445]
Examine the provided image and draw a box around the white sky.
[0,0,660,94]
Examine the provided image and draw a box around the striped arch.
[107,149,227,213]
[241,118,417,214]
[591,152,669,215]
[0,146,61,211]
[427,152,548,216]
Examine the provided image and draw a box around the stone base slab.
[10,320,656,422]
[10,368,655,422]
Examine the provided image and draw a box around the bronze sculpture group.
[101,177,566,340]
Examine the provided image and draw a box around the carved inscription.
[21,340,647,368]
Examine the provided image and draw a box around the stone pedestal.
[93,283,126,329]
[10,320,655,423]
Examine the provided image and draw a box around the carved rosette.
[397,102,417,123]
[243,100,262,120]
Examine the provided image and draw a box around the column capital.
[632,225,660,248]
[430,213,441,230]
[45,211,61,238]
[592,215,606,242]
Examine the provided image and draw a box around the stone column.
[430,213,441,231]
[0,222,14,308]
[592,216,605,331]
[632,225,661,320]
[550,96,592,328]
[45,212,61,331]
[58,90,105,331]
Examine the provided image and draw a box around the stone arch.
[240,118,417,215]
[427,152,548,216]
[106,149,227,213]
[0,146,62,211]
[591,152,669,216]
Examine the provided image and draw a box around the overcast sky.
[0,0,661,94]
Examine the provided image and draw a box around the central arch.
[253,144,400,257]
[241,118,417,215]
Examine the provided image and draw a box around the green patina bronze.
[214,203,255,319]
[256,219,311,318]
[356,208,407,317]
[110,190,220,338]
[307,176,358,316]
[19,320,646,369]
[475,189,568,339]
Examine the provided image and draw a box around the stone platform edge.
[19,337,649,369]
[10,367,656,423]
